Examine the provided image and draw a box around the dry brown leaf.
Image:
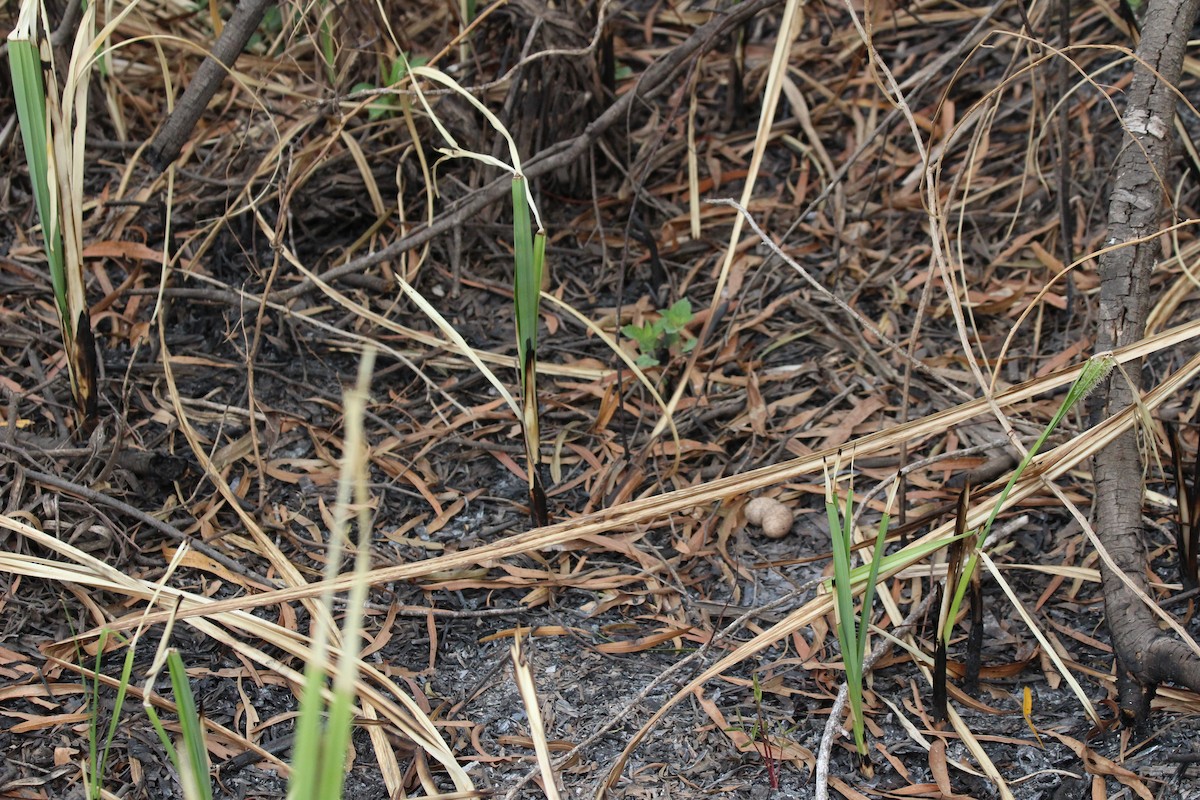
[746,371,768,435]
[816,395,888,450]
[1042,730,1153,800]
[827,776,873,800]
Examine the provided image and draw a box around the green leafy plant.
[8,0,100,427]
[825,466,895,769]
[352,53,428,121]
[621,298,697,367]
[259,4,284,37]
[246,5,284,53]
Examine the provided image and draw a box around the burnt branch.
[1091,0,1200,725]
[268,0,786,303]
[145,0,275,172]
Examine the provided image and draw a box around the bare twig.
[17,465,280,589]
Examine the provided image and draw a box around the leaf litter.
[3,0,1200,798]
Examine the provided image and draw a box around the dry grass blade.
[511,634,562,800]
[978,551,1100,725]
[0,511,474,795]
[67,319,1200,638]
[8,2,1200,795]
[1045,472,1200,662]
[649,0,804,443]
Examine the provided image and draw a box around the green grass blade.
[856,506,891,665]
[511,177,548,524]
[317,682,355,798]
[7,22,68,328]
[87,630,107,799]
[944,354,1116,643]
[288,347,376,800]
[826,499,857,673]
[323,350,376,798]
[165,651,213,800]
[826,484,865,755]
[144,699,183,784]
[286,655,328,799]
[511,176,539,370]
[943,550,980,646]
[837,528,971,586]
[102,639,137,771]
[977,354,1114,549]
[82,630,136,800]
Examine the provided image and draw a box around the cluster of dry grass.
[4,0,1200,797]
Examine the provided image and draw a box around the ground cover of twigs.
[5,0,1200,797]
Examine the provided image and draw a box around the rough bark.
[1093,0,1200,725]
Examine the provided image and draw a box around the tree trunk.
[1093,0,1200,725]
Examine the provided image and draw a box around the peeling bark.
[1092,0,1200,724]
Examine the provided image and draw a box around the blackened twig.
[145,0,275,171]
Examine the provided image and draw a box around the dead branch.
[1091,0,1200,725]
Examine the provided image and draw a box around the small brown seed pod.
[745,497,794,539]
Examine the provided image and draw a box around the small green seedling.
[246,5,284,54]
[825,467,894,771]
[352,53,428,121]
[723,675,799,789]
[750,673,779,789]
[621,298,697,367]
[245,0,333,73]
[83,630,138,800]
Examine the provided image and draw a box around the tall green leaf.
[9,0,100,428]
[512,176,548,525]
[8,7,68,329]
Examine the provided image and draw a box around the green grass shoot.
[512,175,549,525]
[8,3,67,329]
[943,352,1116,642]
[9,0,99,426]
[287,346,377,800]
[402,64,550,525]
[85,630,138,800]
[825,462,895,764]
[144,650,213,800]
